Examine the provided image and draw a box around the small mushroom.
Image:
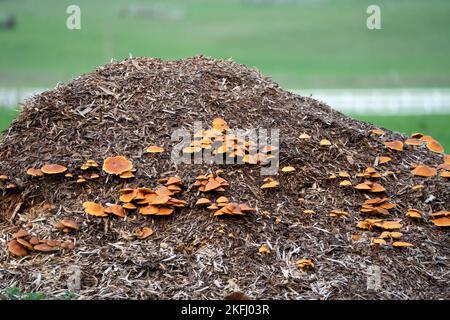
[122,203,137,210]
[119,171,135,179]
[103,156,133,175]
[82,201,107,217]
[195,198,211,206]
[26,168,44,177]
[105,205,126,218]
[135,227,154,240]
[60,218,80,231]
[29,237,39,245]
[8,240,28,257]
[13,229,29,239]
[34,243,58,252]
[16,238,33,250]
[41,164,68,175]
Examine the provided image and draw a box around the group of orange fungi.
[5,119,449,271]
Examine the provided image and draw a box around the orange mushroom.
[444,154,450,165]
[123,203,137,210]
[378,156,392,164]
[41,164,67,175]
[369,129,385,136]
[166,176,181,185]
[102,156,133,175]
[404,138,423,146]
[392,241,414,248]
[411,165,437,177]
[146,146,164,153]
[431,217,450,227]
[26,168,44,177]
[384,140,403,151]
[119,171,135,179]
[8,240,28,257]
[299,133,311,139]
[60,218,79,231]
[33,244,57,252]
[105,205,126,218]
[195,198,211,206]
[13,229,29,239]
[426,140,444,153]
[261,178,279,189]
[406,209,422,219]
[295,259,314,270]
[380,231,402,239]
[135,227,154,240]
[82,201,107,217]
[16,238,33,250]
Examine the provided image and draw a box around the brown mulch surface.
[0,56,448,299]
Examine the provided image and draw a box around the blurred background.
[0,0,449,149]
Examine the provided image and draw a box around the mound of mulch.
[0,56,448,300]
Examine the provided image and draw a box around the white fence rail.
[1,88,450,115]
[292,88,450,115]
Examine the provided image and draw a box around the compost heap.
[0,56,448,300]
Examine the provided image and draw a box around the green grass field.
[0,0,449,151]
[1,0,450,88]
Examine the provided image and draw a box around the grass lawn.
[1,0,450,88]
[0,108,18,132]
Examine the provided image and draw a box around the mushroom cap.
[404,138,423,146]
[86,159,99,167]
[122,203,137,210]
[380,220,403,230]
[378,156,392,164]
[339,180,352,187]
[166,176,181,185]
[26,168,44,177]
[41,164,67,174]
[29,237,39,245]
[431,217,450,227]
[146,146,164,153]
[411,165,437,177]
[16,238,34,250]
[105,205,126,218]
[8,240,28,257]
[34,243,58,252]
[384,140,404,151]
[82,201,107,217]
[119,171,135,179]
[102,156,133,175]
[261,180,279,189]
[406,209,422,219]
[216,196,229,204]
[195,198,211,206]
[60,218,79,230]
[156,207,174,216]
[392,241,414,248]
[13,229,29,239]
[299,133,311,139]
[370,183,386,193]
[135,227,153,239]
[426,139,444,153]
